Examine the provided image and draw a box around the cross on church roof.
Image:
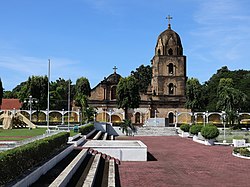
[113,66,118,74]
[166,15,173,29]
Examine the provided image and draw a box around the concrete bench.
[93,131,102,140]
[49,149,88,187]
[108,159,116,187]
[82,153,101,187]
[103,133,108,140]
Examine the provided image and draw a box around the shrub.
[233,147,250,157]
[201,125,219,140]
[180,124,190,132]
[0,132,69,185]
[189,124,203,135]
[79,123,95,135]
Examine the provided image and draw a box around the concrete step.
[134,127,177,136]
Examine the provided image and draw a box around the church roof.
[0,99,22,110]
[157,25,183,49]
[101,73,121,85]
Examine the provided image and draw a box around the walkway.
[118,136,250,187]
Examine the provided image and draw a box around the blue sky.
[0,0,250,91]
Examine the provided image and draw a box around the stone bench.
[82,153,101,187]
[103,132,108,140]
[110,135,114,140]
[93,131,102,140]
[108,159,116,187]
[49,149,88,187]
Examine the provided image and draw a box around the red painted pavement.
[118,136,250,187]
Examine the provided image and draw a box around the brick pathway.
[118,136,250,187]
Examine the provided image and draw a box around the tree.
[3,91,14,98]
[50,78,73,110]
[217,78,247,126]
[10,76,48,110]
[185,77,203,124]
[74,77,91,123]
[0,79,3,105]
[116,76,140,119]
[131,65,152,93]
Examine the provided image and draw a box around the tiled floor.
[118,136,250,187]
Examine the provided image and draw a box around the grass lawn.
[0,128,80,141]
[216,129,250,143]
[0,128,47,141]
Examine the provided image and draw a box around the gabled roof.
[0,99,22,110]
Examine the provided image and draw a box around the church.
[88,18,188,126]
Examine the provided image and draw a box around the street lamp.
[24,95,38,122]
[155,109,157,126]
[222,111,226,143]
[109,109,113,124]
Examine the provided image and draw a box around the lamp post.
[222,111,226,143]
[62,109,64,124]
[155,109,157,126]
[175,110,178,128]
[24,95,38,122]
[109,109,113,124]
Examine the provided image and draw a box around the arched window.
[135,112,140,124]
[168,48,173,55]
[157,49,161,55]
[168,63,174,75]
[111,86,117,100]
[168,112,174,124]
[169,83,174,95]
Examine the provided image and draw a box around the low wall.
[83,140,147,161]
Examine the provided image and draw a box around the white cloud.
[190,0,250,64]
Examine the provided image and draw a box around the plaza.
[119,136,250,187]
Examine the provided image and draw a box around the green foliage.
[82,106,97,123]
[79,123,95,135]
[50,78,74,110]
[116,76,140,119]
[217,78,247,126]
[185,78,203,123]
[131,65,152,93]
[3,91,13,98]
[0,132,69,185]
[185,78,203,111]
[233,147,250,157]
[180,124,190,132]
[75,77,91,98]
[201,66,250,111]
[0,78,3,105]
[189,124,203,135]
[201,125,219,139]
[120,119,135,135]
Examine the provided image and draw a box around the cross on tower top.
[113,66,118,74]
[166,15,173,29]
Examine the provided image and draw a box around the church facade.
[88,20,189,126]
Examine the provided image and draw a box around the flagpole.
[68,78,70,131]
[47,59,50,132]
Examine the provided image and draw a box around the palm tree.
[217,78,247,126]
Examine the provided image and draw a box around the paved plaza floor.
[118,136,250,187]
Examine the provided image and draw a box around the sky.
[0,0,250,91]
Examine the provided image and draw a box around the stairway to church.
[134,126,177,136]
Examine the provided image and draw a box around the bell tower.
[151,16,186,98]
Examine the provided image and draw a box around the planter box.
[233,139,246,147]
[192,135,198,140]
[204,139,215,146]
[180,131,189,138]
